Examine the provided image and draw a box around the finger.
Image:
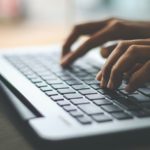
[98,39,150,87]
[100,41,119,58]
[97,42,119,80]
[99,42,129,87]
[62,20,109,58]
[107,45,150,89]
[61,21,128,67]
[100,43,117,58]
[96,70,102,81]
[126,60,150,92]
[124,63,143,79]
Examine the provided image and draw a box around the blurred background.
[0,0,150,48]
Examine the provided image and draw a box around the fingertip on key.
[125,85,134,93]
[101,77,107,88]
[96,71,102,81]
[60,58,69,67]
[107,81,114,90]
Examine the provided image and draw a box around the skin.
[61,18,150,92]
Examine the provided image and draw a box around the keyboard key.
[78,89,97,95]
[97,89,107,95]
[78,103,103,115]
[35,82,47,87]
[64,93,83,99]
[75,72,88,77]
[129,93,150,102]
[141,102,150,109]
[65,80,81,85]
[122,101,140,110]
[86,68,99,74]
[47,79,63,85]
[114,97,140,110]
[79,76,95,81]
[69,110,84,117]
[51,95,64,101]
[63,105,76,111]
[119,89,138,96]
[104,91,119,100]
[57,100,70,106]
[69,67,81,73]
[93,99,112,106]
[101,104,122,113]
[40,86,52,91]
[41,75,57,80]
[111,112,132,120]
[92,114,112,122]
[37,71,52,76]
[138,88,150,96]
[104,93,116,100]
[60,76,74,81]
[130,110,150,118]
[86,93,105,100]
[31,78,42,83]
[55,71,69,77]
[26,74,38,79]
[90,84,101,90]
[84,80,100,85]
[45,90,58,96]
[51,83,69,89]
[72,84,89,90]
[23,70,34,76]
[70,98,90,105]
[36,70,51,75]
[57,88,75,94]
[77,115,92,124]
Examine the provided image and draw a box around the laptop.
[0,45,150,149]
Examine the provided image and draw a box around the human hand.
[61,18,150,92]
[61,18,150,66]
[96,39,150,92]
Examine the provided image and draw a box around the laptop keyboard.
[4,53,150,125]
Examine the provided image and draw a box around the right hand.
[97,39,150,92]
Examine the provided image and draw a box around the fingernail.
[101,48,109,58]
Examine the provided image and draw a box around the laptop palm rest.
[0,80,36,120]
